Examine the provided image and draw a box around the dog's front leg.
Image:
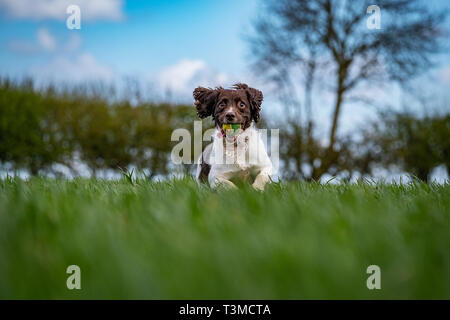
[210,175,238,189]
[252,172,270,191]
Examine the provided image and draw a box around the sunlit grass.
[0,177,449,299]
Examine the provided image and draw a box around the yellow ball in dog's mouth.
[222,124,242,137]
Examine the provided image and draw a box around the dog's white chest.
[222,137,250,170]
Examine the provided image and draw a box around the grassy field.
[0,177,449,299]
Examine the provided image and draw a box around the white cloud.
[37,27,56,51]
[438,66,450,85]
[64,33,82,52]
[154,59,278,105]
[157,59,229,100]
[9,27,111,84]
[0,0,123,21]
[9,27,81,54]
[8,40,37,54]
[30,52,115,83]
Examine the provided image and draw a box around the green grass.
[0,177,449,299]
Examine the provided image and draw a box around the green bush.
[365,112,450,182]
[0,79,198,177]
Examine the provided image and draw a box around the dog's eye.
[239,102,246,108]
[219,102,226,108]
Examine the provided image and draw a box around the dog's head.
[193,83,263,130]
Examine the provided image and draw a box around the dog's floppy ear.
[233,83,263,123]
[193,87,220,119]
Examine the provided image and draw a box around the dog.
[193,83,272,191]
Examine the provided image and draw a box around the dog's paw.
[212,178,238,190]
[252,181,266,191]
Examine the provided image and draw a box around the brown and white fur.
[193,83,272,191]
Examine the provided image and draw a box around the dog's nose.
[225,112,236,122]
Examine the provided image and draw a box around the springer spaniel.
[193,83,272,190]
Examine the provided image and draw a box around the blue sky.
[0,0,260,97]
[0,0,449,129]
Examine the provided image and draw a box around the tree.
[0,78,198,178]
[366,112,450,182]
[0,79,73,175]
[249,0,447,180]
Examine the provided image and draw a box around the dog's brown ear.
[193,87,220,119]
[234,83,263,123]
